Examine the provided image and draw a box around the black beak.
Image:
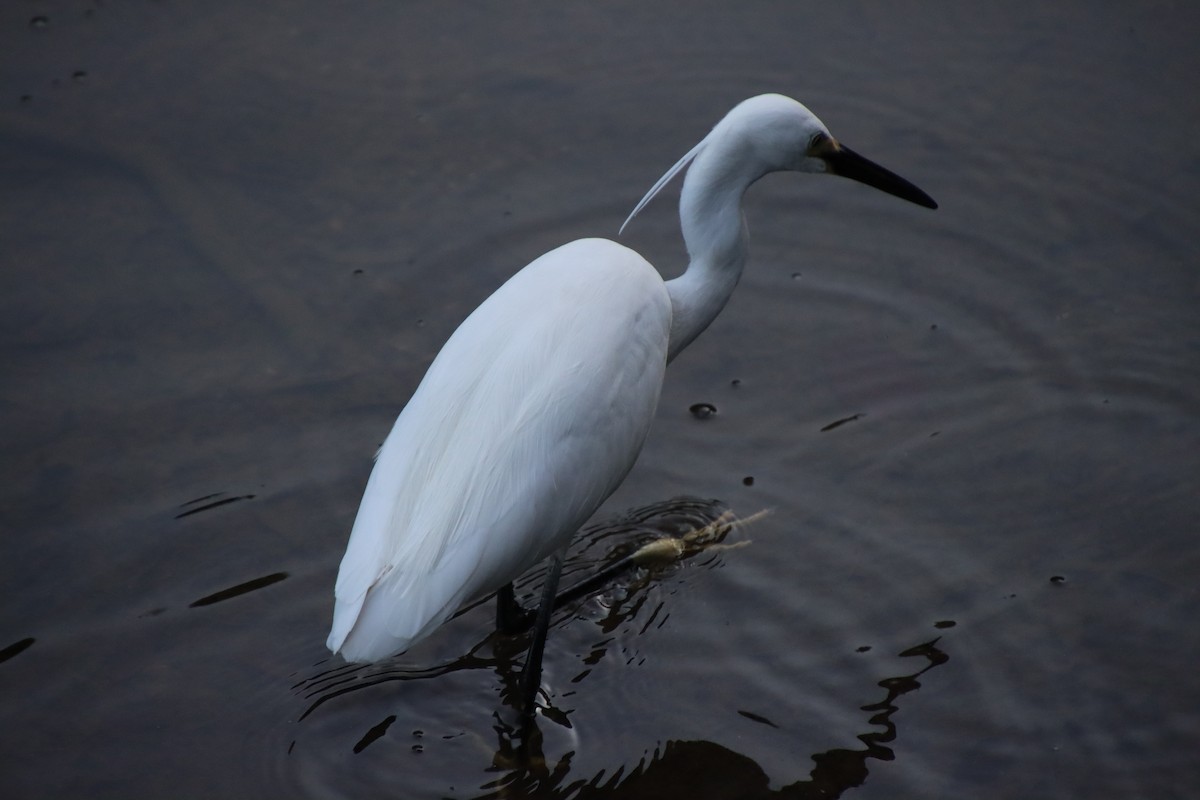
[824,145,937,209]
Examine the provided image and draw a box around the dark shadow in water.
[480,637,948,799]
[352,714,398,754]
[0,637,36,665]
[175,492,257,519]
[819,413,865,432]
[189,572,289,608]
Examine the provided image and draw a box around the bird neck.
[664,137,758,362]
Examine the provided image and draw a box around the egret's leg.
[496,582,534,634]
[520,550,566,716]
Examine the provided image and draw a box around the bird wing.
[328,238,671,660]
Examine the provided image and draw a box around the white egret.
[328,93,936,667]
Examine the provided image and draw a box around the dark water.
[2,2,1198,798]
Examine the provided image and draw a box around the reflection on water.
[482,639,948,800]
[289,499,949,798]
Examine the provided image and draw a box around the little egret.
[328,93,936,668]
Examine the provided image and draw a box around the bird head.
[619,93,936,235]
[725,94,937,209]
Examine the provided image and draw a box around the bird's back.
[329,238,671,661]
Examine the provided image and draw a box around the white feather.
[619,137,708,235]
[328,238,671,660]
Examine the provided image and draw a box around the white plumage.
[329,240,670,660]
[329,94,935,662]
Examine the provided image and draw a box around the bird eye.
[808,132,831,154]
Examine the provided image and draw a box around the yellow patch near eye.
[807,132,841,156]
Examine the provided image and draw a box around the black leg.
[496,582,535,634]
[520,550,565,720]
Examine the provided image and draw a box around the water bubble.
[742,476,754,486]
[411,744,423,754]
[72,70,88,83]
[30,16,49,29]
[730,378,741,387]
[856,645,871,653]
[790,272,802,280]
[688,402,717,419]
[1049,575,1067,585]
[933,619,956,629]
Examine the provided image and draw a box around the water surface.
[1,1,1197,798]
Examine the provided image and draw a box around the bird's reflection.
[479,637,948,800]
[293,497,949,799]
